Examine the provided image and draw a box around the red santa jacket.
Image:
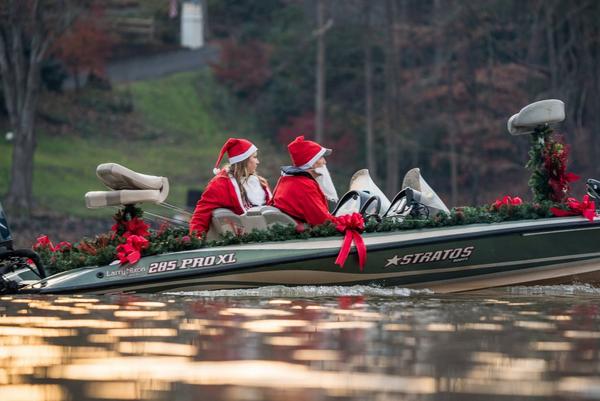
[271,171,335,226]
[189,171,272,236]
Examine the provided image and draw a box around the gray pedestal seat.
[206,206,297,241]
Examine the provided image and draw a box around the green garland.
[525,126,553,202]
[525,125,577,203]
[37,201,556,275]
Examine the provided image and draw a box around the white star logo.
[385,255,400,267]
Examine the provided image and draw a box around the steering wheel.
[383,190,410,218]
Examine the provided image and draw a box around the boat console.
[0,201,12,251]
[332,190,383,219]
[0,201,46,293]
[334,167,450,221]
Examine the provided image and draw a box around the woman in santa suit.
[271,136,339,226]
[189,138,272,236]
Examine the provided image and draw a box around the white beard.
[314,166,339,202]
[243,175,267,206]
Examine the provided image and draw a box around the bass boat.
[2,99,600,294]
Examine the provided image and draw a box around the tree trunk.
[315,0,326,143]
[363,0,376,179]
[446,66,458,207]
[0,0,48,215]
[383,0,401,195]
[4,54,42,215]
[544,2,559,94]
[7,120,37,213]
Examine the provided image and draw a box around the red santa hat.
[213,138,257,174]
[287,135,332,169]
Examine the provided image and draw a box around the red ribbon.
[492,195,523,209]
[32,236,72,253]
[112,217,150,239]
[33,235,55,252]
[551,195,597,221]
[54,241,72,252]
[334,213,367,270]
[116,235,149,265]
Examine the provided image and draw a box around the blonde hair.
[227,156,267,205]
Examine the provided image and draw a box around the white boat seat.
[206,206,296,241]
[96,163,168,191]
[260,206,300,227]
[85,189,168,208]
[507,99,565,136]
[85,163,170,209]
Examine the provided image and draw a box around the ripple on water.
[507,284,600,296]
[167,285,434,298]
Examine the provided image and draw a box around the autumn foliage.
[210,39,272,98]
[52,5,113,81]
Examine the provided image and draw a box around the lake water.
[2,284,600,401]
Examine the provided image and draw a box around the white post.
[181,1,204,49]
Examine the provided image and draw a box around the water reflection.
[1,287,600,400]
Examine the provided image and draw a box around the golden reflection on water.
[242,319,310,333]
[2,293,600,400]
[425,323,456,332]
[118,341,197,356]
[105,328,178,337]
[54,297,100,304]
[85,382,144,400]
[548,314,572,321]
[563,330,600,338]
[293,349,340,361]
[113,310,183,319]
[382,323,412,331]
[48,358,436,393]
[513,320,556,330]
[0,326,76,337]
[264,336,307,347]
[532,341,573,351]
[458,323,504,331]
[0,384,66,401]
[222,307,294,317]
[268,299,292,305]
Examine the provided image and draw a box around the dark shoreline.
[8,214,111,249]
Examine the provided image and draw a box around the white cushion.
[507,99,565,136]
[85,189,168,209]
[96,163,167,191]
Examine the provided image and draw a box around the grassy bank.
[0,69,283,224]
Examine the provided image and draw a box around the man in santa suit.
[271,136,339,226]
[189,138,272,236]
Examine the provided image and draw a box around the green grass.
[127,71,221,138]
[0,69,275,217]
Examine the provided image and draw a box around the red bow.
[33,235,55,251]
[116,235,149,265]
[112,217,150,239]
[334,213,367,270]
[32,236,72,253]
[492,195,523,209]
[551,195,597,222]
[54,241,72,252]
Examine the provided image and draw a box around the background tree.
[52,4,113,90]
[205,0,600,205]
[0,0,88,214]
